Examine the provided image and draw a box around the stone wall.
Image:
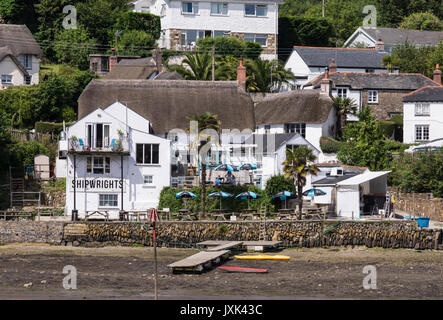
[389,187,443,222]
[0,221,64,244]
[63,221,442,250]
[364,89,409,120]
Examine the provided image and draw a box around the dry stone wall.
[0,221,64,243]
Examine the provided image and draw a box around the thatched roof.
[78,80,255,133]
[0,46,29,76]
[254,90,333,125]
[0,24,42,57]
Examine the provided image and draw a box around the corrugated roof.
[293,46,388,69]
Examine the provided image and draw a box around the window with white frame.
[415,103,430,116]
[368,90,378,103]
[1,75,12,84]
[415,125,429,141]
[211,3,228,15]
[99,194,118,207]
[244,33,267,46]
[143,175,153,184]
[337,87,348,98]
[182,2,198,14]
[244,4,267,16]
[87,156,111,174]
[284,123,306,137]
[86,123,110,148]
[136,144,160,164]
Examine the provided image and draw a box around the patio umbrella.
[272,191,297,209]
[175,191,197,209]
[235,191,261,209]
[213,164,236,172]
[302,189,327,197]
[237,163,258,171]
[208,191,233,210]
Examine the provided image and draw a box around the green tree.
[265,175,296,210]
[114,11,161,40]
[283,146,319,219]
[170,52,213,80]
[0,0,39,31]
[399,12,443,31]
[115,30,156,57]
[196,36,262,59]
[53,26,98,69]
[333,96,358,139]
[337,106,391,171]
[186,112,221,217]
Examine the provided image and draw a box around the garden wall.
[0,221,64,243]
[388,187,443,222]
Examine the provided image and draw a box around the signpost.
[148,208,160,300]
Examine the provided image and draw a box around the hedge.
[320,136,343,154]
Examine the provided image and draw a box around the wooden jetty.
[168,250,230,273]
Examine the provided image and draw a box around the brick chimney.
[375,38,384,51]
[237,59,246,90]
[109,48,118,72]
[329,58,337,74]
[433,64,442,85]
[320,71,332,96]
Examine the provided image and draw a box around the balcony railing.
[68,137,129,154]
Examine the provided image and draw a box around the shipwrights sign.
[69,178,126,192]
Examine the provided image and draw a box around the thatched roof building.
[254,90,334,125]
[78,80,255,133]
[0,24,42,57]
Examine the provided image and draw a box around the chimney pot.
[328,58,337,75]
[375,39,385,51]
[109,49,118,72]
[237,59,246,90]
[433,64,442,85]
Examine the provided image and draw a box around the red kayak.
[217,266,268,273]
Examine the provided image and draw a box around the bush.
[320,136,343,154]
[115,12,161,40]
[115,30,156,57]
[35,122,68,135]
[10,141,49,168]
[196,36,262,59]
[265,175,296,211]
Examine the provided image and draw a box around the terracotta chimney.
[237,60,246,90]
[320,72,332,96]
[375,38,384,51]
[433,64,442,85]
[109,48,118,72]
[329,58,337,75]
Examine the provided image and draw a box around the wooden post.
[149,208,159,300]
[352,211,354,220]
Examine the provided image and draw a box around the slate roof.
[293,46,389,69]
[312,173,360,186]
[309,72,440,91]
[362,27,443,47]
[104,57,158,80]
[254,90,333,125]
[0,24,42,57]
[245,133,307,153]
[403,86,443,102]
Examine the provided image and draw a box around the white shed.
[34,154,50,180]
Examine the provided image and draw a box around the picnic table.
[239,209,261,220]
[277,208,297,220]
[302,208,325,220]
[85,210,109,221]
[210,209,231,221]
[128,211,148,222]
[176,209,198,221]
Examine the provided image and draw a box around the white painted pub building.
[61,102,171,220]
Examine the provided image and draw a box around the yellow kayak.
[234,255,290,261]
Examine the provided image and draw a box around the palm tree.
[169,52,213,80]
[186,112,221,217]
[283,146,320,220]
[333,96,358,138]
[245,58,296,92]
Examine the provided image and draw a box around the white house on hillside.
[284,46,391,89]
[403,85,443,144]
[0,24,41,88]
[61,102,171,220]
[130,0,282,60]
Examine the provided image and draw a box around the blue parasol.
[208,191,233,210]
[272,191,297,209]
[235,191,261,209]
[302,188,327,197]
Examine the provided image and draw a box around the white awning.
[337,171,391,186]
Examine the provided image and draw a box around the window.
[182,2,198,14]
[415,125,429,141]
[244,33,267,46]
[1,75,12,84]
[211,3,228,15]
[213,30,230,37]
[365,69,375,73]
[19,54,32,70]
[180,30,205,45]
[284,123,306,137]
[244,4,267,16]
[87,157,110,174]
[144,175,153,184]
[99,194,118,207]
[86,123,110,148]
[136,144,160,164]
[415,103,430,116]
[264,124,271,133]
[24,76,31,85]
[368,90,378,103]
[337,87,348,98]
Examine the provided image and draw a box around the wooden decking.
[168,250,230,273]
[206,241,244,252]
